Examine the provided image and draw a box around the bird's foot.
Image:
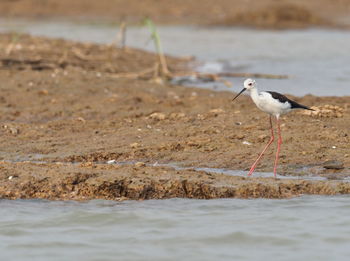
[273,171,277,179]
[247,168,255,176]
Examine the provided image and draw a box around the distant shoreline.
[0,0,349,30]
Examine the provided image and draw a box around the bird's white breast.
[252,91,292,117]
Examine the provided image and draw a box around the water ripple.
[1,196,350,260]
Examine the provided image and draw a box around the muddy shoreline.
[0,33,349,200]
[1,0,350,29]
[2,161,350,201]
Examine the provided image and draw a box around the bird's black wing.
[266,91,313,110]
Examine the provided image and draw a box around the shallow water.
[3,157,340,181]
[1,196,350,261]
[1,20,350,96]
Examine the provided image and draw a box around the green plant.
[143,18,170,76]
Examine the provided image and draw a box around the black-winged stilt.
[232,78,313,178]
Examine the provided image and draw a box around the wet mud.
[0,34,349,200]
[2,161,350,201]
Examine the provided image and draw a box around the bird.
[232,78,313,178]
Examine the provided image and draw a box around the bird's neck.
[248,87,259,103]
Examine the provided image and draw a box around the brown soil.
[2,162,350,201]
[0,34,350,200]
[1,0,350,29]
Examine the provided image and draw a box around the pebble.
[76,117,86,123]
[236,134,245,140]
[197,114,205,120]
[38,89,49,95]
[149,112,166,120]
[209,108,225,114]
[323,160,344,170]
[9,127,19,135]
[130,142,139,148]
[300,104,344,118]
[134,162,146,168]
[258,134,268,142]
[3,125,19,135]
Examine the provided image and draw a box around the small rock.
[209,108,225,114]
[76,117,86,123]
[300,105,344,118]
[149,112,166,120]
[3,125,19,135]
[258,134,268,142]
[236,134,245,140]
[9,127,19,135]
[242,141,252,146]
[130,142,139,148]
[80,162,94,168]
[153,77,164,85]
[135,162,146,168]
[323,160,344,170]
[197,114,205,120]
[38,89,49,95]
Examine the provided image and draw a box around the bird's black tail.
[290,100,314,111]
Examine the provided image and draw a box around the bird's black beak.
[232,88,247,101]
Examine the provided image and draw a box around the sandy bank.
[0,34,349,200]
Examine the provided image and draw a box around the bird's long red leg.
[248,116,274,176]
[273,117,282,178]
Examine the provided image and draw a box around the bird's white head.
[243,78,256,90]
[232,78,256,102]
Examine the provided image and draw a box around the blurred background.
[1,0,350,95]
[1,0,350,28]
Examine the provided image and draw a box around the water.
[1,20,350,96]
[1,196,350,261]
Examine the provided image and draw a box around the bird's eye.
[248,83,252,86]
